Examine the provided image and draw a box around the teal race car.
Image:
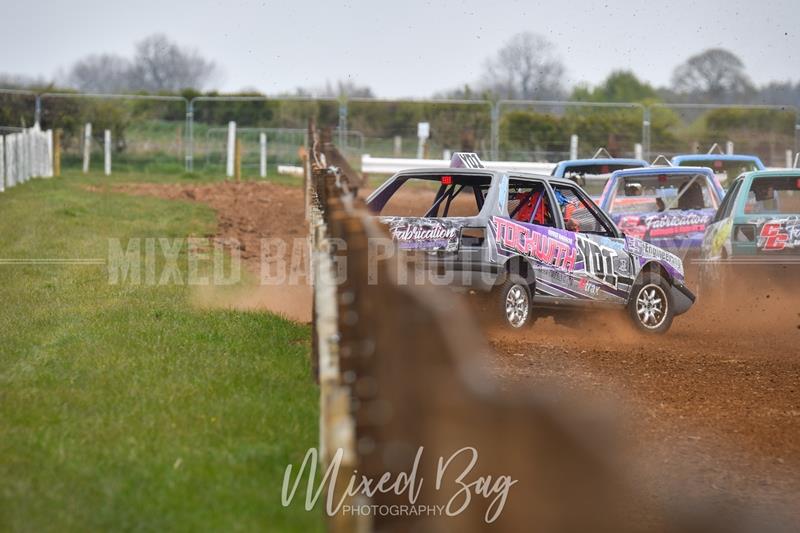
[699,169,800,292]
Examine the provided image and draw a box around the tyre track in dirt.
[488,293,800,525]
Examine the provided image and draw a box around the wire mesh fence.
[38,93,187,174]
[496,100,646,162]
[2,91,799,176]
[648,103,799,166]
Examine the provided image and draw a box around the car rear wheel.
[498,274,533,329]
[628,272,674,334]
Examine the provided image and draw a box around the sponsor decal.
[382,217,461,252]
[492,217,576,271]
[625,236,684,275]
[578,277,600,296]
[756,216,800,251]
[617,210,712,240]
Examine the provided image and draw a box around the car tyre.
[497,274,534,329]
[628,272,674,334]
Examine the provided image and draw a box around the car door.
[550,182,636,304]
[702,176,744,261]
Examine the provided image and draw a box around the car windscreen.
[676,159,760,179]
[744,176,800,215]
[608,173,719,215]
[369,174,491,217]
[563,163,644,196]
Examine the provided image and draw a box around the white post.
[226,121,236,178]
[104,130,112,176]
[786,150,793,168]
[569,134,579,160]
[9,134,18,187]
[442,149,451,161]
[5,135,14,187]
[259,132,267,178]
[0,135,5,192]
[634,143,643,160]
[416,122,429,159]
[393,135,402,156]
[21,130,29,182]
[726,140,734,155]
[45,130,53,178]
[83,123,92,173]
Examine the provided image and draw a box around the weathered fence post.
[82,123,92,173]
[104,130,112,176]
[45,129,53,178]
[226,121,236,178]
[259,132,267,178]
[53,129,62,177]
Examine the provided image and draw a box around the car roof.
[552,158,648,173]
[740,169,800,179]
[392,167,577,186]
[671,154,764,163]
[609,166,715,179]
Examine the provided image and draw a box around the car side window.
[715,178,742,222]
[507,179,557,227]
[552,184,617,236]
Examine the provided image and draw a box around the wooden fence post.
[54,129,61,177]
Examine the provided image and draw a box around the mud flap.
[670,282,696,315]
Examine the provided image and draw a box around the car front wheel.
[628,272,674,334]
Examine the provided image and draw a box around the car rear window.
[608,173,719,214]
[744,176,800,215]
[370,174,491,217]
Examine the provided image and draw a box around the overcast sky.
[1,0,798,97]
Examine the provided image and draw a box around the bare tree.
[671,48,753,101]
[480,32,565,100]
[67,54,132,93]
[127,34,218,92]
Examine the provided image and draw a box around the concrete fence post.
[45,129,53,178]
[569,134,579,160]
[82,123,92,173]
[786,150,793,169]
[226,121,236,178]
[726,140,734,155]
[634,143,643,160]
[104,130,112,176]
[259,132,267,178]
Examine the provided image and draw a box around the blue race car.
[671,153,765,189]
[551,156,648,198]
[598,166,725,258]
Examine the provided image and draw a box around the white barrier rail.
[1,125,54,190]
[361,154,556,175]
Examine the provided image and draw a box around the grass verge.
[0,173,321,532]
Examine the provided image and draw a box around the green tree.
[572,71,657,103]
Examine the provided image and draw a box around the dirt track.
[110,180,800,525]
[110,180,312,322]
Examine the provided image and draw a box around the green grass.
[0,173,322,532]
